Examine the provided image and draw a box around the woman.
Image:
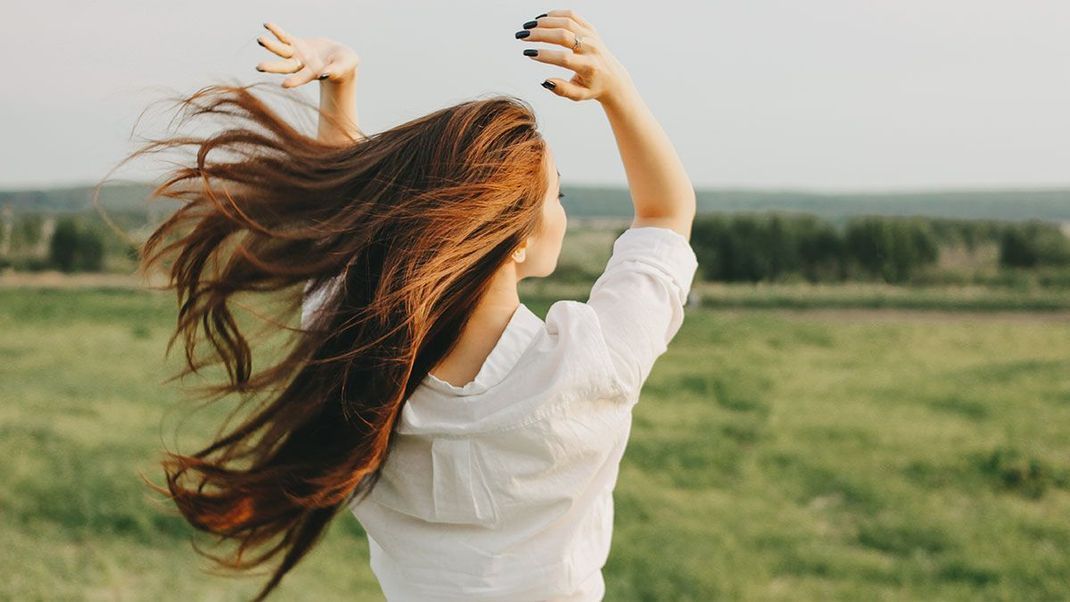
[136,9,697,601]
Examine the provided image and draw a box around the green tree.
[999,221,1070,268]
[844,216,939,283]
[49,217,80,272]
[47,217,106,273]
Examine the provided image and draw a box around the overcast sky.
[3,0,1068,191]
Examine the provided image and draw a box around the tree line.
[688,213,1070,284]
[1,211,1069,282]
[0,213,136,273]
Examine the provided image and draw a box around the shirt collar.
[420,302,543,397]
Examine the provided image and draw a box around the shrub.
[999,221,1070,268]
[48,216,105,273]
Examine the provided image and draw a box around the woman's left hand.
[255,22,360,88]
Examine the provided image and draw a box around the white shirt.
[302,226,699,601]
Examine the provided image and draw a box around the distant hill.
[0,182,159,215]
[2,182,1068,225]
[568,186,1070,225]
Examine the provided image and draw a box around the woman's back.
[304,226,698,601]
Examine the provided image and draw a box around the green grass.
[523,278,1070,312]
[2,289,1069,600]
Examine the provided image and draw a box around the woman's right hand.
[516,9,635,105]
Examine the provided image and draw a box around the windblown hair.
[119,79,550,600]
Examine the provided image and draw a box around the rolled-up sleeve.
[585,226,699,401]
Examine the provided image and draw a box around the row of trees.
[0,214,114,273]
[3,210,1069,282]
[689,213,1070,284]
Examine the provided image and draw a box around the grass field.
[1,288,1069,601]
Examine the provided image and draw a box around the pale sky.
[3,0,1069,191]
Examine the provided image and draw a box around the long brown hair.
[120,79,550,600]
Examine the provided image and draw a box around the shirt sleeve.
[300,280,317,329]
[300,277,339,329]
[585,226,699,402]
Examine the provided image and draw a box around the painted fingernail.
[536,13,548,18]
[256,66,264,72]
[318,73,330,80]
[523,49,538,57]
[541,80,556,90]
[523,20,538,29]
[257,39,265,47]
[515,30,530,39]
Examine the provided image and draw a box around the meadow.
[2,286,1068,601]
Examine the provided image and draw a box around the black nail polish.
[523,49,538,57]
[536,13,548,18]
[256,66,264,72]
[541,80,556,90]
[523,20,538,29]
[257,39,265,47]
[515,30,530,39]
[318,73,330,80]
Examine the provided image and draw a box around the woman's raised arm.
[517,9,699,398]
[317,74,362,145]
[255,21,364,145]
[517,9,696,240]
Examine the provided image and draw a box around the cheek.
[556,205,567,238]
[544,199,565,232]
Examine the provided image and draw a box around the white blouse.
[301,226,699,601]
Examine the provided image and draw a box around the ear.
[511,242,527,263]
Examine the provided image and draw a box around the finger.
[546,9,593,30]
[528,16,586,36]
[257,35,293,58]
[541,78,588,101]
[263,22,293,45]
[282,65,319,88]
[517,27,587,53]
[256,57,302,74]
[523,48,587,74]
